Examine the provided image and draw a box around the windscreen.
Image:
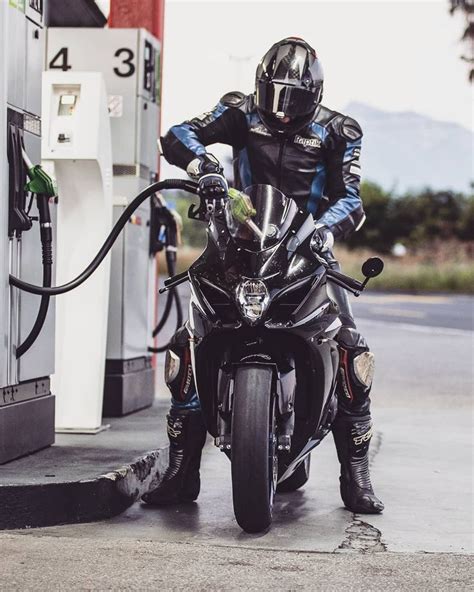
[225,184,298,251]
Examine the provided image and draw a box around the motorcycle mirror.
[361,257,384,278]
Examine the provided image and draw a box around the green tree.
[395,189,465,244]
[456,193,474,240]
[346,181,395,253]
[449,0,474,82]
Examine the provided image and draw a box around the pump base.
[103,356,155,417]
[0,378,55,464]
[55,424,111,435]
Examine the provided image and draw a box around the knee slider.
[164,326,194,398]
[338,329,374,390]
[352,351,375,389]
[164,348,181,386]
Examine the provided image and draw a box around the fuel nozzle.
[227,188,263,240]
[22,149,57,198]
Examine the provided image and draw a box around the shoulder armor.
[339,115,363,141]
[313,104,335,127]
[317,107,363,142]
[220,91,246,108]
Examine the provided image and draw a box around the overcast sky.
[159,0,472,177]
[98,0,472,131]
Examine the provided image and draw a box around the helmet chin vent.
[258,108,315,137]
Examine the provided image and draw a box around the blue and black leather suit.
[160,91,374,421]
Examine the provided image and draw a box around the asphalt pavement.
[350,291,473,332]
[0,290,472,590]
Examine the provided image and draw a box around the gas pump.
[42,72,113,433]
[0,0,56,463]
[46,28,161,416]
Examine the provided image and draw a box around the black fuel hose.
[16,262,51,358]
[9,179,198,296]
[149,247,184,354]
[152,249,178,338]
[16,195,53,358]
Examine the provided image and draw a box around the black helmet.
[255,37,324,136]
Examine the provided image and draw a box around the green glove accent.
[25,165,57,197]
[227,187,256,224]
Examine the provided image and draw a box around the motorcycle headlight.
[236,279,270,324]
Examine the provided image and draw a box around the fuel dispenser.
[46,28,161,416]
[42,72,113,433]
[0,0,56,463]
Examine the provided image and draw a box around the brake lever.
[188,202,207,221]
[326,268,364,294]
[312,252,365,296]
[159,271,190,294]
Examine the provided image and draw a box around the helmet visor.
[256,80,318,117]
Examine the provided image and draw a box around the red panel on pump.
[109,0,165,42]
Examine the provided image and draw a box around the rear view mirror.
[361,257,384,278]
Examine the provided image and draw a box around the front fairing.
[186,186,340,458]
[191,211,335,332]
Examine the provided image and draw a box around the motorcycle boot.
[333,326,384,514]
[332,416,384,513]
[142,408,207,505]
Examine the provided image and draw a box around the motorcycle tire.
[231,364,277,533]
[276,455,311,493]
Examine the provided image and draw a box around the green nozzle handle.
[22,150,57,197]
[227,187,256,224]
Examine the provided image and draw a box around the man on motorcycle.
[142,37,384,514]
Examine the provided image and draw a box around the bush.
[346,181,394,253]
[347,181,473,252]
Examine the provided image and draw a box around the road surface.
[1,291,472,590]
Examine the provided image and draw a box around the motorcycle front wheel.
[231,364,277,533]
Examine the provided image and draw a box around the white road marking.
[360,318,473,337]
[370,307,426,319]
[359,295,452,305]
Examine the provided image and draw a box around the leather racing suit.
[147,91,383,514]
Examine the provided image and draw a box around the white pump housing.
[42,71,113,432]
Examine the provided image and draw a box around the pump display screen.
[58,94,77,116]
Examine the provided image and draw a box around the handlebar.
[160,270,190,294]
[325,268,365,295]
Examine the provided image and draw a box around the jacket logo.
[250,124,272,137]
[294,135,321,148]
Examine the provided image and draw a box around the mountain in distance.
[344,101,473,194]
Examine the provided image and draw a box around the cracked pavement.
[1,294,472,589]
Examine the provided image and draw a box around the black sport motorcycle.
[162,184,383,533]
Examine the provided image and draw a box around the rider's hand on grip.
[198,173,229,201]
[310,224,334,253]
[186,153,228,208]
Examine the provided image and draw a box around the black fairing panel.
[187,206,340,460]
[191,318,339,448]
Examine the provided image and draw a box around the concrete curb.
[0,446,169,530]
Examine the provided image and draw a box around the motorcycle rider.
[143,38,384,514]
